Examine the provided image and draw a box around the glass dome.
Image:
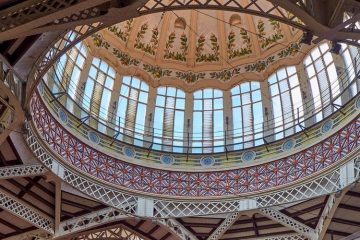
[42,10,360,154]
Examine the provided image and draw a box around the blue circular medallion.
[242,151,256,161]
[282,138,295,151]
[123,147,135,158]
[200,156,215,166]
[88,131,100,144]
[160,155,174,165]
[58,109,68,124]
[321,119,333,134]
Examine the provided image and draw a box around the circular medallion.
[123,147,135,158]
[242,151,256,161]
[321,119,333,134]
[200,156,215,167]
[58,108,68,124]
[160,155,174,165]
[88,131,100,144]
[282,138,295,151]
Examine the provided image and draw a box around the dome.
[2,1,360,239]
[42,16,360,155]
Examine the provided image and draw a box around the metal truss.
[0,0,111,41]
[0,188,54,234]
[259,207,315,239]
[249,234,306,240]
[57,207,129,237]
[154,205,199,240]
[4,229,51,240]
[207,212,241,240]
[0,164,47,179]
[138,0,306,29]
[71,224,148,240]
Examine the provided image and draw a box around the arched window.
[54,42,87,112]
[341,43,359,97]
[268,66,303,140]
[304,43,340,122]
[231,82,263,149]
[153,86,185,152]
[192,88,224,153]
[82,58,115,132]
[116,76,149,146]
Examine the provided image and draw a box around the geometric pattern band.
[30,91,360,197]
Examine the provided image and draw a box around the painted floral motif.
[176,71,205,83]
[244,56,275,72]
[112,48,140,66]
[227,29,252,59]
[257,19,284,49]
[209,67,241,81]
[107,19,134,42]
[92,34,110,49]
[134,23,159,55]
[164,32,188,62]
[278,43,301,58]
[195,34,220,62]
[143,64,172,78]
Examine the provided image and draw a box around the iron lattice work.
[207,212,241,240]
[137,0,306,29]
[0,0,104,34]
[0,164,48,179]
[0,189,54,234]
[259,207,315,238]
[29,91,360,197]
[57,208,129,237]
[71,224,147,240]
[25,116,360,218]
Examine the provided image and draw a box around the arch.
[192,88,224,153]
[268,66,303,140]
[153,86,186,152]
[231,81,263,149]
[115,76,149,146]
[304,43,340,122]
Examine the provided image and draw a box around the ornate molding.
[25,117,360,218]
[30,90,360,197]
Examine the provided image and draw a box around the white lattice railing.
[0,189,54,234]
[25,120,360,219]
[0,164,47,179]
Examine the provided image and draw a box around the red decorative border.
[31,93,360,197]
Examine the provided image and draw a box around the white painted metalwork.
[0,188,54,234]
[0,164,47,179]
[154,205,199,240]
[71,224,148,240]
[247,234,306,240]
[57,207,129,237]
[207,212,241,240]
[259,207,315,239]
[25,120,360,218]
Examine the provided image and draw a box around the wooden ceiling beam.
[339,203,360,212]
[346,191,360,198]
[332,218,360,227]
[226,223,284,234]
[160,232,172,240]
[252,215,259,237]
[223,230,295,240]
[327,229,351,237]
[147,225,160,235]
